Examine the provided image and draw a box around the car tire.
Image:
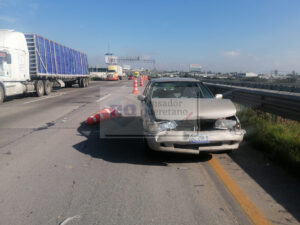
[44,80,52,95]
[35,80,44,97]
[225,149,234,154]
[0,85,4,103]
[142,136,153,154]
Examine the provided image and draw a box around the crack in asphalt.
[0,103,89,152]
[58,179,77,224]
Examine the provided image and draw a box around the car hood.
[151,98,236,120]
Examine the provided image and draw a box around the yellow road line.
[209,156,272,225]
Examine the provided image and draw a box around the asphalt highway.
[0,80,299,225]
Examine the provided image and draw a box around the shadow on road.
[229,143,300,223]
[73,117,211,167]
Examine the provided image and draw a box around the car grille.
[174,142,223,149]
[175,120,216,131]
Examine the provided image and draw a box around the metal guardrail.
[204,82,300,121]
[201,79,300,93]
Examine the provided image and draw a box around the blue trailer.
[25,33,89,88]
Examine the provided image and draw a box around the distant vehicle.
[89,67,107,80]
[106,65,125,81]
[128,75,134,80]
[138,78,245,154]
[0,30,89,103]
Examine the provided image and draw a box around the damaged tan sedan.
[138,78,245,154]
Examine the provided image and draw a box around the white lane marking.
[23,93,66,104]
[60,215,81,225]
[96,93,111,102]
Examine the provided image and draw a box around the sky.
[1,0,300,72]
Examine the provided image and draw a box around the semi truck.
[106,65,125,81]
[0,30,89,103]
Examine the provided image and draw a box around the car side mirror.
[137,95,146,101]
[215,94,223,99]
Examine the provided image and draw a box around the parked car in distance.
[128,75,134,80]
[138,78,245,154]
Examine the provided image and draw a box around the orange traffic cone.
[132,78,139,94]
[85,107,120,125]
[140,76,144,87]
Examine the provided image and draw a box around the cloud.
[0,16,17,23]
[222,51,240,57]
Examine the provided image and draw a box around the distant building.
[123,65,131,70]
[236,72,258,78]
[258,73,271,79]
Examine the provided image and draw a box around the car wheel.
[225,149,234,154]
[35,80,44,97]
[44,80,52,95]
[0,85,4,103]
[142,136,153,154]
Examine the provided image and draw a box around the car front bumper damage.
[145,129,245,154]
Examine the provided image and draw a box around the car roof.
[150,77,199,83]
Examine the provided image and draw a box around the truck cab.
[0,30,30,99]
[106,65,124,81]
[106,67,119,81]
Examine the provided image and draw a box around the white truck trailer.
[0,30,89,103]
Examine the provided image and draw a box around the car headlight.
[146,121,177,132]
[157,121,177,132]
[215,119,237,130]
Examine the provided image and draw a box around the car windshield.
[108,70,116,72]
[151,81,213,98]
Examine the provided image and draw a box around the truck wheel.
[35,80,44,97]
[44,80,52,95]
[79,78,84,88]
[65,82,72,88]
[0,85,4,103]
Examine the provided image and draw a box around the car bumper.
[106,78,118,81]
[145,129,245,154]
